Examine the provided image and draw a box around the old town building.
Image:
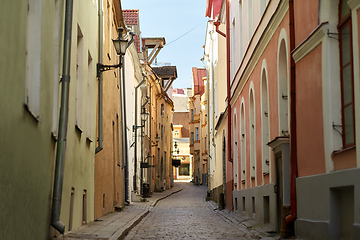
[0,1,176,239]
[189,67,207,185]
[205,0,360,239]
[172,88,192,181]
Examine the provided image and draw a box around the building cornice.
[292,22,328,63]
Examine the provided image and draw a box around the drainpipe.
[200,56,210,191]
[148,78,152,192]
[95,0,104,154]
[120,45,129,203]
[225,0,233,208]
[133,78,146,192]
[214,20,226,38]
[285,0,298,227]
[51,0,73,234]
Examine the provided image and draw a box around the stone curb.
[151,188,183,207]
[117,187,183,240]
[114,210,149,240]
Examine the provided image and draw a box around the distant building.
[189,68,207,185]
[172,88,192,181]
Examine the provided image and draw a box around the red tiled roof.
[173,88,185,94]
[123,9,139,26]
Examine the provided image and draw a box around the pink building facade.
[207,0,360,238]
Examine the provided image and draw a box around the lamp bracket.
[97,63,121,77]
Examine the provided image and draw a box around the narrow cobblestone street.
[125,182,278,240]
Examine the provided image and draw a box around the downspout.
[95,0,104,154]
[51,0,73,234]
[133,78,146,192]
[120,49,129,203]
[210,29,215,189]
[214,20,226,38]
[226,0,231,164]
[225,0,233,207]
[285,0,298,227]
[148,78,152,192]
[226,0,233,167]
[200,56,210,190]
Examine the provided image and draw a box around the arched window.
[233,111,239,189]
[261,63,270,184]
[278,32,289,136]
[249,89,256,187]
[338,0,355,147]
[240,101,246,188]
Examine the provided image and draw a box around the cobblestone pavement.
[124,182,279,240]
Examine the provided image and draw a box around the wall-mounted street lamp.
[141,107,149,122]
[172,141,180,155]
[96,27,129,77]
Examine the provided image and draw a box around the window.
[174,129,180,138]
[82,190,87,225]
[161,125,163,140]
[261,65,270,178]
[195,127,199,141]
[238,1,244,62]
[76,25,84,130]
[248,0,253,40]
[338,0,355,147]
[69,188,75,231]
[260,0,267,17]
[241,103,246,183]
[191,109,194,121]
[191,132,194,145]
[232,18,236,77]
[86,51,93,139]
[179,163,190,176]
[250,89,256,185]
[161,104,164,117]
[25,0,42,120]
[52,0,61,135]
[278,37,289,136]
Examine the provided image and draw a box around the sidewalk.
[57,185,182,240]
[205,199,281,240]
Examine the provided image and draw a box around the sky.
[121,0,208,89]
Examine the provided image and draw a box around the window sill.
[332,145,356,156]
[75,124,83,133]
